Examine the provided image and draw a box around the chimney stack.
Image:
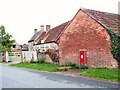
[34,29,37,34]
[40,25,44,32]
[46,25,51,31]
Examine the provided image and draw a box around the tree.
[0,25,14,62]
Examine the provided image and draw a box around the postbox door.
[80,50,86,64]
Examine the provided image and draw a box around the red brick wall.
[59,10,118,68]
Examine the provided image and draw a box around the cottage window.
[13,45,16,48]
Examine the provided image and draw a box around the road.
[0,64,119,89]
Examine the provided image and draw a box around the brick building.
[58,8,119,68]
[35,8,119,68]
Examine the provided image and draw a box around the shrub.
[79,64,88,69]
[64,61,79,69]
[37,59,45,63]
[70,64,79,69]
[24,61,29,63]
[46,49,59,64]
[30,59,36,63]
[30,58,46,64]
[64,61,72,66]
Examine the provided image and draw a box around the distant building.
[1,41,22,62]
[20,44,29,51]
[11,42,21,52]
[28,25,46,51]
[35,23,69,52]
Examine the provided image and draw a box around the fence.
[0,51,38,63]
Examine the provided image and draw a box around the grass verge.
[10,62,63,72]
[78,68,120,82]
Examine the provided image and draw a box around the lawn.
[78,68,120,82]
[10,62,63,72]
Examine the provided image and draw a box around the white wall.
[6,51,9,62]
[22,51,37,62]
[35,43,58,52]
[27,42,58,62]
[28,42,34,51]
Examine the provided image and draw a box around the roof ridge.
[50,21,70,30]
[80,7,119,15]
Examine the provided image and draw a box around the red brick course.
[59,10,118,68]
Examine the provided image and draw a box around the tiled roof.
[28,31,44,42]
[36,21,69,44]
[35,8,119,45]
[35,32,46,44]
[82,8,119,36]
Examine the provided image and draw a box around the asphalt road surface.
[0,64,119,89]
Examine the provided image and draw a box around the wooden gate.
[8,52,22,62]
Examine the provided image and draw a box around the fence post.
[6,51,9,62]
[21,51,23,62]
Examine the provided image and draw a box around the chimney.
[34,29,37,34]
[40,25,44,32]
[46,25,51,31]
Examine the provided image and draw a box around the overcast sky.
[0,0,119,44]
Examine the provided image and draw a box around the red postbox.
[79,49,86,64]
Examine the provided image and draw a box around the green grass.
[78,68,120,82]
[10,62,63,72]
